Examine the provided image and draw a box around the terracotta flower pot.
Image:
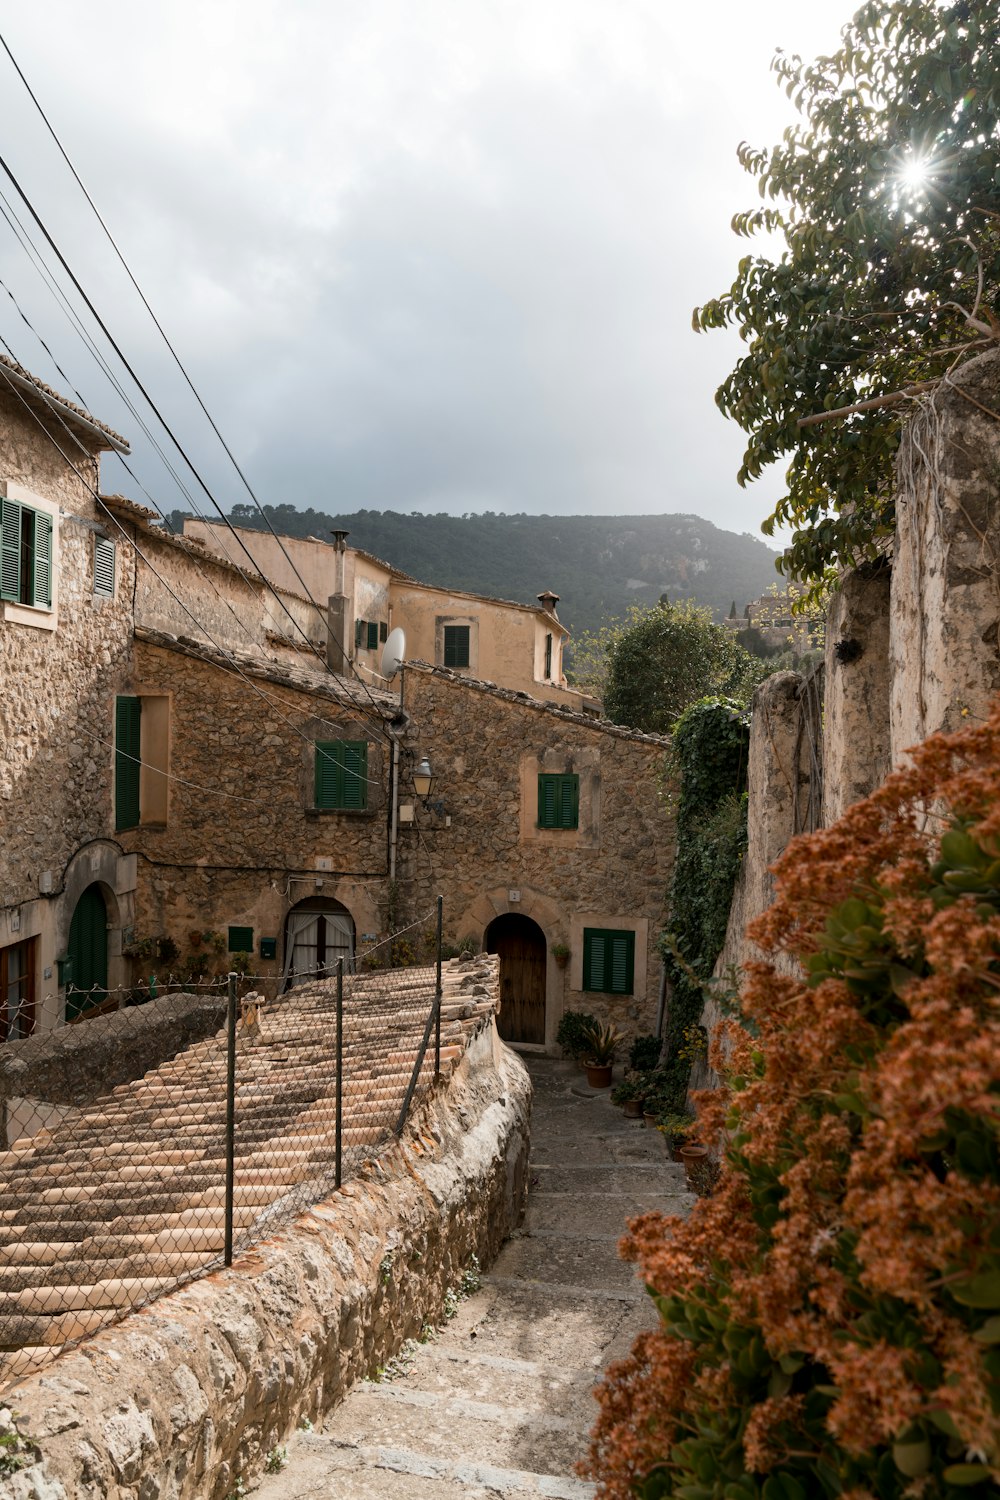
[623,1098,644,1119]
[680,1143,709,1192]
[643,1110,659,1128]
[585,1063,613,1088]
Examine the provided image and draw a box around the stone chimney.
[537,590,560,617]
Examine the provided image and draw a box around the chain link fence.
[0,902,464,1390]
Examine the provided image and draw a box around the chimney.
[327,531,351,673]
[537,590,560,617]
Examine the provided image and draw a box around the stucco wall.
[397,665,672,1048]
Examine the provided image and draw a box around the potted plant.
[657,1111,695,1161]
[610,1076,647,1118]
[628,1033,661,1072]
[550,942,571,969]
[556,1009,598,1065]
[579,1018,623,1088]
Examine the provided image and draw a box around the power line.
[0,33,397,731]
[0,357,396,781]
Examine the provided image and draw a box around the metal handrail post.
[224,971,237,1267]
[335,958,344,1189]
[434,894,443,1077]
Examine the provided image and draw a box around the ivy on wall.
[658,697,750,1109]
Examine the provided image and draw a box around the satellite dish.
[380,626,406,680]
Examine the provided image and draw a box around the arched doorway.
[66,883,109,1021]
[282,897,355,989]
[485,914,546,1045]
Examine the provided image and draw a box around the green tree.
[581,599,763,734]
[695,0,1000,590]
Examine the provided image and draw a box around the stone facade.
[0,374,137,1038]
[396,664,673,1049]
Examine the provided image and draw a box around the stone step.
[492,1235,645,1297]
[252,1434,595,1500]
[376,1345,604,1420]
[436,1281,637,1367]
[530,1163,683,1194]
[523,1192,689,1241]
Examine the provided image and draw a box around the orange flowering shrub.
[586,706,1000,1498]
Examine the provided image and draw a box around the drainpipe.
[387,715,409,885]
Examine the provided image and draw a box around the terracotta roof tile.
[0,355,129,451]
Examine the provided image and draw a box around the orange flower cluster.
[586,707,1000,1497]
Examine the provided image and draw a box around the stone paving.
[253,1053,691,1500]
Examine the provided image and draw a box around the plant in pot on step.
[556,1009,598,1067]
[657,1110,695,1161]
[610,1076,647,1118]
[579,1018,623,1088]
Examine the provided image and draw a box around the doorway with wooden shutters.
[485,913,546,1045]
[65,883,109,1021]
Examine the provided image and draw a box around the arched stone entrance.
[66,883,109,1021]
[485,913,546,1045]
[282,897,355,989]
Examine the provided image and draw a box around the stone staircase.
[0,958,497,1388]
[253,1055,691,1500]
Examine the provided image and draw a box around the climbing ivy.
[658,698,750,1108]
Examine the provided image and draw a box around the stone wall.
[822,566,892,825]
[397,665,673,1049]
[4,1018,531,1500]
[125,635,395,983]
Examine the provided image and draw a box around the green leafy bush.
[556,1010,598,1060]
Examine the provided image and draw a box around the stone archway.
[485,913,547,1045]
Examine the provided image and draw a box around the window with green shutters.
[443,624,470,668]
[366,620,379,650]
[537,773,579,829]
[1,497,53,609]
[582,928,635,995]
[228,926,254,953]
[315,740,368,810]
[544,632,553,679]
[115,696,141,830]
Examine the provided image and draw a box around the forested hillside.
[166,505,780,637]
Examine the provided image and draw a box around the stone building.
[2,359,671,1056]
[0,358,136,1041]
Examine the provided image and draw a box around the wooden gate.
[66,883,109,1021]
[485,914,546,1045]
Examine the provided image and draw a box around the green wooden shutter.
[582,929,605,991]
[115,696,141,830]
[582,928,635,994]
[609,933,635,994]
[366,621,379,650]
[228,926,254,953]
[33,511,52,608]
[544,633,552,679]
[66,884,108,1020]
[1,498,20,602]
[354,619,363,648]
[443,625,470,668]
[379,621,388,642]
[538,774,557,827]
[315,740,368,809]
[537,773,578,829]
[559,774,579,829]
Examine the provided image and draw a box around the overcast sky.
[1,2,853,543]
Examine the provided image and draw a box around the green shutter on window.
[355,619,363,648]
[582,928,635,995]
[537,773,578,829]
[33,511,52,608]
[443,625,470,668]
[115,696,141,830]
[93,536,115,597]
[315,740,368,810]
[366,621,379,650]
[228,926,253,953]
[1,498,20,602]
[379,621,388,642]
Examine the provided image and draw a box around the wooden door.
[66,884,108,1020]
[487,916,546,1044]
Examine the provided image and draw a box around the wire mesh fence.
[0,902,466,1391]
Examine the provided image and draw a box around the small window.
[1,497,52,609]
[379,620,388,643]
[354,619,364,648]
[537,773,579,829]
[544,632,553,680]
[93,536,116,598]
[115,696,141,831]
[366,620,379,651]
[443,624,470,669]
[315,740,368,810]
[1,937,37,1042]
[582,928,635,996]
[228,926,254,954]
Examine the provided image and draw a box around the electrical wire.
[0,139,391,734]
[0,356,395,782]
[0,42,396,729]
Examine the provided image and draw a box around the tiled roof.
[0,356,129,452]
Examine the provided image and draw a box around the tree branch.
[797,382,940,429]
